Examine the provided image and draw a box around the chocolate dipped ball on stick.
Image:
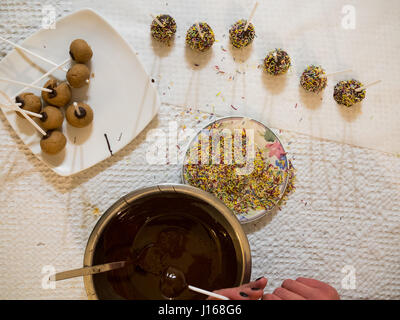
[333,79,366,107]
[66,64,90,88]
[42,79,72,108]
[69,39,93,64]
[14,92,41,118]
[40,130,66,154]
[264,49,291,75]
[39,106,64,130]
[66,102,93,128]
[150,14,177,44]
[186,22,215,52]
[229,19,255,48]
[300,65,328,93]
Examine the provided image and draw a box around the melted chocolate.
[40,112,48,122]
[74,107,87,118]
[69,50,75,61]
[92,194,238,300]
[15,96,24,108]
[47,86,57,98]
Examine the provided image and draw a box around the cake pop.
[39,106,64,130]
[14,92,41,118]
[300,65,328,93]
[333,79,366,107]
[186,22,215,52]
[66,64,90,88]
[264,49,291,75]
[69,39,93,64]
[42,79,72,108]
[66,102,93,128]
[40,130,66,154]
[150,14,177,44]
[229,19,255,48]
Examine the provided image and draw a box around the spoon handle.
[188,285,230,300]
[50,261,126,281]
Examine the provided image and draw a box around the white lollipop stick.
[0,77,52,92]
[0,36,69,72]
[355,80,382,92]
[150,14,164,28]
[73,102,81,116]
[0,103,42,118]
[273,50,278,62]
[0,90,46,135]
[187,285,230,300]
[12,58,70,99]
[244,1,259,31]
[195,22,204,40]
[320,69,352,78]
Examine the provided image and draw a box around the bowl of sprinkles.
[182,117,289,224]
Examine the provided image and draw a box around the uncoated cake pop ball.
[66,64,90,88]
[186,22,215,52]
[264,49,291,75]
[333,79,366,107]
[42,79,72,108]
[151,14,177,44]
[39,106,64,130]
[69,39,93,63]
[300,65,328,93]
[15,92,41,118]
[229,19,255,48]
[66,102,93,128]
[40,130,66,155]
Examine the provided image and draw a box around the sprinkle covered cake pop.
[264,49,291,75]
[15,92,41,118]
[69,39,93,64]
[300,65,327,93]
[66,64,90,88]
[66,102,93,128]
[333,79,366,107]
[150,14,177,44]
[40,130,66,154]
[39,106,64,130]
[42,79,71,108]
[229,19,255,48]
[186,22,215,52]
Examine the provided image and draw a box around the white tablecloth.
[0,0,399,299]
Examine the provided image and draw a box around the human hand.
[262,277,340,300]
[207,277,268,300]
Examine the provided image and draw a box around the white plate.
[0,9,160,176]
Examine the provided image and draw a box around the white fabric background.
[0,0,399,299]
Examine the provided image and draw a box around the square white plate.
[0,8,160,176]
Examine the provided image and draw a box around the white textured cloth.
[0,0,399,300]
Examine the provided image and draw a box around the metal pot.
[83,184,252,299]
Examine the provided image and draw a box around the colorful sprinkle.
[229,19,255,49]
[300,65,327,93]
[150,14,177,44]
[333,79,366,107]
[264,49,291,75]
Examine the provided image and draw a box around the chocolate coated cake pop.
[66,102,93,128]
[333,79,366,107]
[186,22,215,52]
[229,19,255,48]
[40,130,66,154]
[300,65,327,93]
[15,92,41,118]
[66,64,90,88]
[264,49,291,75]
[42,79,71,108]
[151,14,177,44]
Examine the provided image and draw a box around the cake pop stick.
[244,1,259,31]
[73,102,81,116]
[355,80,381,92]
[12,58,70,99]
[0,77,52,93]
[150,13,164,27]
[195,22,204,40]
[0,90,46,135]
[0,103,42,118]
[0,36,69,72]
[320,69,352,78]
